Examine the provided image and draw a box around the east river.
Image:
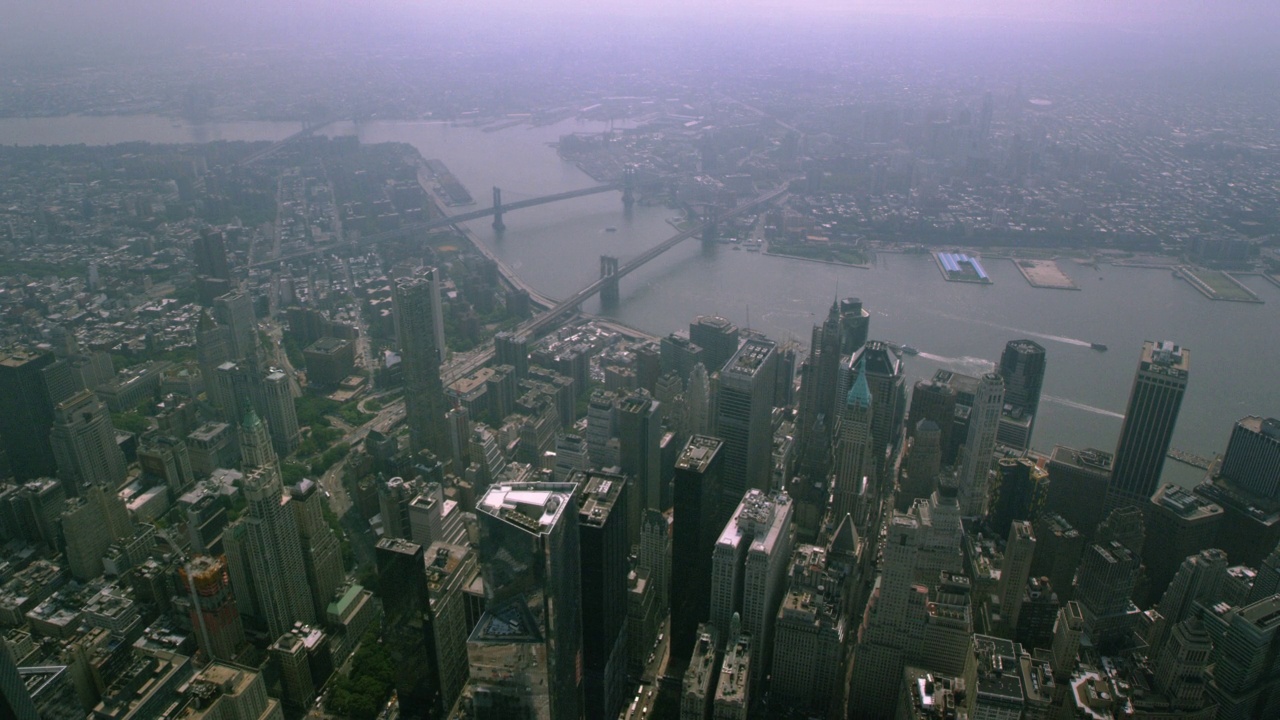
[5,114,1280,487]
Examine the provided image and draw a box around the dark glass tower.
[574,472,629,720]
[377,538,443,718]
[671,435,724,662]
[998,339,1047,450]
[0,349,60,480]
[469,482,582,720]
[1107,341,1190,511]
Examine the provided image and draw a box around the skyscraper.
[714,338,777,515]
[710,489,794,679]
[193,228,232,281]
[237,414,314,638]
[0,349,60,480]
[997,339,1046,451]
[832,361,874,525]
[998,521,1036,634]
[377,538,443,716]
[850,341,907,479]
[291,479,345,619]
[672,435,724,662]
[770,545,846,717]
[959,372,1004,516]
[618,389,662,540]
[424,542,479,715]
[1205,594,1280,719]
[906,378,957,467]
[1074,541,1142,653]
[49,389,128,495]
[689,315,740,376]
[469,482,582,720]
[1219,416,1280,499]
[573,472,629,720]
[1107,341,1190,511]
[213,290,258,362]
[393,272,452,462]
[989,456,1049,537]
[1143,484,1223,605]
[179,554,246,662]
[839,297,870,355]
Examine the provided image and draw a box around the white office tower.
[959,372,1005,516]
[710,490,794,681]
[236,412,315,637]
[851,487,967,718]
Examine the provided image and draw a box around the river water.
[5,115,1278,486]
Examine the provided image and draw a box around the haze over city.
[1,2,1279,720]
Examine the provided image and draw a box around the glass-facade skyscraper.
[1107,341,1189,511]
[468,482,582,720]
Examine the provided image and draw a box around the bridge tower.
[492,187,506,231]
[702,210,719,244]
[600,255,620,307]
[622,167,636,207]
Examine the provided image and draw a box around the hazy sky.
[4,0,1278,57]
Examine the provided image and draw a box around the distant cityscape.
[3,10,1280,720]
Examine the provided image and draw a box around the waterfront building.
[838,297,870,355]
[997,339,1046,451]
[1106,341,1190,512]
[1219,416,1280,499]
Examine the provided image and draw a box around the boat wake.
[932,312,1092,349]
[1042,395,1124,420]
[917,352,996,373]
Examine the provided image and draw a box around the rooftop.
[676,435,723,473]
[477,482,577,535]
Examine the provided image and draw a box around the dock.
[1178,266,1263,303]
[1168,448,1216,472]
[935,251,992,284]
[1012,258,1079,290]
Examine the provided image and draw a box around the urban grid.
[1,4,1280,720]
